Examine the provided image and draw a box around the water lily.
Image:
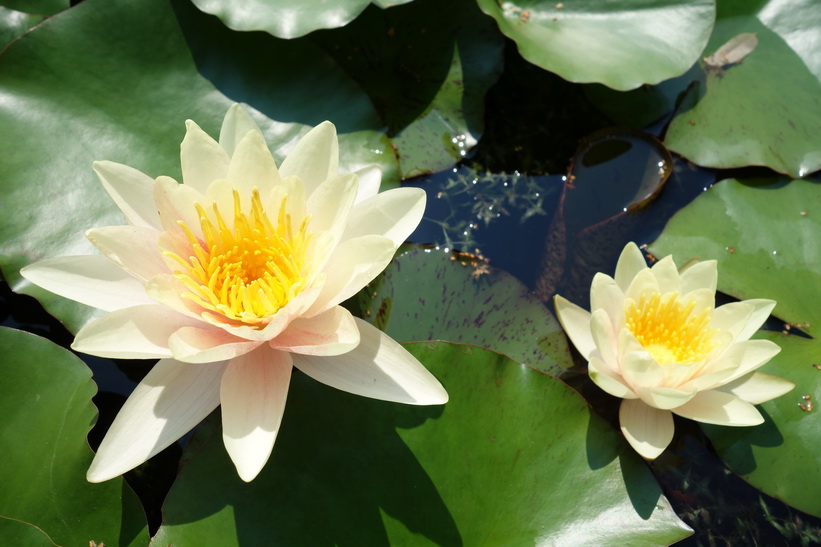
[554,242,794,459]
[22,104,448,482]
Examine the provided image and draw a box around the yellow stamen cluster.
[625,292,716,365]
[166,188,310,327]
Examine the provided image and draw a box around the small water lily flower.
[22,104,448,482]
[554,242,794,460]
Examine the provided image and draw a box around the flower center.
[166,188,311,327]
[625,292,716,365]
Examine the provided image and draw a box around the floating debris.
[704,33,758,68]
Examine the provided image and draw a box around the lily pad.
[650,177,821,517]
[353,244,574,375]
[666,1,821,177]
[0,0,396,334]
[153,342,691,545]
[0,7,46,47]
[475,0,715,91]
[0,327,148,546]
[1,0,68,16]
[189,0,414,39]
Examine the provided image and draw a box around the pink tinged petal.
[614,242,648,292]
[588,353,637,399]
[716,372,795,405]
[672,390,764,426]
[92,161,160,230]
[72,304,197,359]
[219,103,263,157]
[715,339,781,384]
[86,226,167,281]
[221,347,293,482]
[20,255,154,312]
[735,299,776,341]
[271,306,360,356]
[153,176,207,237]
[87,358,225,482]
[620,351,664,391]
[306,173,357,237]
[589,273,625,330]
[589,309,618,368]
[226,129,281,198]
[553,295,595,360]
[679,259,717,295]
[180,119,230,193]
[649,256,680,293]
[292,318,448,405]
[352,164,382,204]
[168,326,264,363]
[343,187,426,248]
[307,235,396,315]
[279,121,339,196]
[619,398,674,460]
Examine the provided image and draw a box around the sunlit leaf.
[650,177,821,517]
[0,7,45,47]
[153,343,691,545]
[475,0,715,91]
[666,0,821,177]
[0,327,148,546]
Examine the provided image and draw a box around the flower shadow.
[159,368,460,545]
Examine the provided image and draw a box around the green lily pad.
[189,0,415,39]
[1,0,68,16]
[153,342,691,545]
[0,0,396,334]
[353,245,574,375]
[650,177,821,517]
[475,0,715,91]
[0,327,148,546]
[666,1,821,177]
[0,7,46,47]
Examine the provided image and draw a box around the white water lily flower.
[554,242,794,460]
[22,104,448,482]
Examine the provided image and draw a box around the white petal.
[589,308,618,368]
[619,398,674,460]
[279,121,339,197]
[716,372,795,405]
[92,161,160,230]
[168,326,264,363]
[710,301,754,339]
[221,347,293,482]
[341,187,425,247]
[620,350,664,391]
[153,176,207,237]
[673,390,764,426]
[219,103,264,157]
[72,304,196,359]
[553,295,595,360]
[180,119,230,193]
[735,299,776,341]
[307,235,396,315]
[352,164,381,204]
[21,255,154,312]
[588,353,637,399]
[292,318,448,405]
[715,339,781,385]
[87,358,225,482]
[271,306,360,356]
[226,129,281,199]
[638,385,697,410]
[679,259,717,295]
[649,256,680,293]
[306,173,357,238]
[589,273,625,330]
[625,268,660,302]
[614,242,648,292]
[86,226,167,281]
